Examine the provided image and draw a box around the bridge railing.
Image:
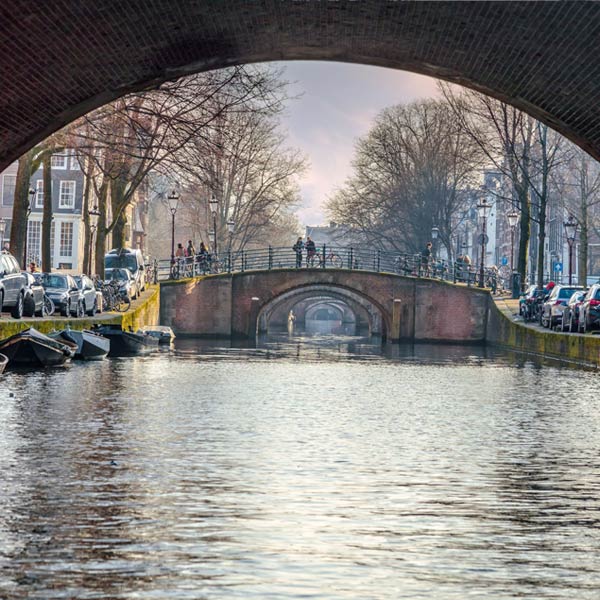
[157,245,497,289]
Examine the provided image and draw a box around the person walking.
[292,237,304,268]
[305,237,316,267]
[421,241,433,276]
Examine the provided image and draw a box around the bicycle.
[98,280,131,312]
[307,249,343,268]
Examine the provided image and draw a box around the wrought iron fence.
[156,245,499,290]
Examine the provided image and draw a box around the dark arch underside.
[1,1,600,171]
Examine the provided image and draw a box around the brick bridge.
[160,270,490,342]
[2,2,600,170]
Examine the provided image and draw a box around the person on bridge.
[305,237,316,267]
[187,240,196,257]
[421,242,433,276]
[292,237,304,268]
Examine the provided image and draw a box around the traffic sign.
[501,256,508,266]
[554,262,563,272]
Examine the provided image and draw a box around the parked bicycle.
[97,280,131,312]
[307,248,343,268]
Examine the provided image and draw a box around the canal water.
[1,335,600,599]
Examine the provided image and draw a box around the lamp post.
[431,226,439,257]
[507,210,519,272]
[564,214,578,286]
[23,188,35,268]
[208,196,218,256]
[226,219,235,271]
[88,205,100,275]
[166,190,180,276]
[476,196,491,288]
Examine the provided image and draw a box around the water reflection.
[0,336,599,598]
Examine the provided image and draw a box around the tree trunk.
[41,153,53,272]
[579,197,588,286]
[10,150,34,267]
[81,166,92,274]
[95,180,109,278]
[516,185,530,289]
[110,178,128,248]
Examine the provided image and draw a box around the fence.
[156,245,499,290]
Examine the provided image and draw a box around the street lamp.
[476,196,491,287]
[564,214,578,286]
[208,196,218,256]
[88,205,100,275]
[23,187,35,268]
[431,226,439,257]
[226,219,235,251]
[166,190,180,275]
[507,210,519,272]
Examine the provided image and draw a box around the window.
[59,181,76,208]
[2,174,16,206]
[70,152,81,170]
[59,222,73,257]
[35,179,44,208]
[51,153,67,169]
[26,220,41,264]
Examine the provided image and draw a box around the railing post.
[377,250,381,272]
[349,247,354,270]
[268,246,273,270]
[322,243,326,268]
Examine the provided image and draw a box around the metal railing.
[156,245,499,290]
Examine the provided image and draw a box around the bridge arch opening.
[256,283,387,339]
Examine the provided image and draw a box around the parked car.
[0,251,29,318]
[74,275,98,316]
[41,273,85,317]
[540,285,584,328]
[22,272,46,317]
[579,284,600,333]
[560,290,586,332]
[104,267,136,300]
[104,248,145,298]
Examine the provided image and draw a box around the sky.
[275,61,440,226]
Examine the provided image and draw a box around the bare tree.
[327,99,482,256]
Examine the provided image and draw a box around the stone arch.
[256,284,388,337]
[2,3,600,170]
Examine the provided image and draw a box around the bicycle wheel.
[115,295,131,312]
[43,295,55,317]
[328,253,343,268]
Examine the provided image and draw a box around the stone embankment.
[0,285,160,339]
[489,296,600,368]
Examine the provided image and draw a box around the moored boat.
[92,324,159,356]
[50,328,110,361]
[137,325,176,345]
[0,327,74,368]
[0,353,7,374]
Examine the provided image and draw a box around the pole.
[212,211,218,257]
[23,211,30,269]
[170,209,176,270]
[510,226,515,272]
[568,240,573,286]
[479,216,486,288]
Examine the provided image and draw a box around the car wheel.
[61,300,69,317]
[23,294,35,318]
[11,292,24,319]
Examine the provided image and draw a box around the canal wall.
[0,285,160,339]
[487,297,600,367]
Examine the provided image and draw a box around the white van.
[104,248,146,298]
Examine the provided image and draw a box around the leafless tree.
[327,99,482,256]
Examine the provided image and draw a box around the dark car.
[41,273,84,317]
[540,285,584,329]
[560,290,586,332]
[0,251,29,318]
[22,272,45,317]
[74,275,98,316]
[579,284,600,333]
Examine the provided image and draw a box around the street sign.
[554,262,563,272]
[477,233,489,245]
[501,256,508,266]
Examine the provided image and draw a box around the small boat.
[0,327,74,367]
[137,325,176,345]
[0,353,7,374]
[92,324,159,357]
[50,328,110,361]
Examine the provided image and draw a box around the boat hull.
[52,329,110,361]
[0,328,72,368]
[93,326,159,357]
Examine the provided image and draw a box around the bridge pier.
[390,298,402,342]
